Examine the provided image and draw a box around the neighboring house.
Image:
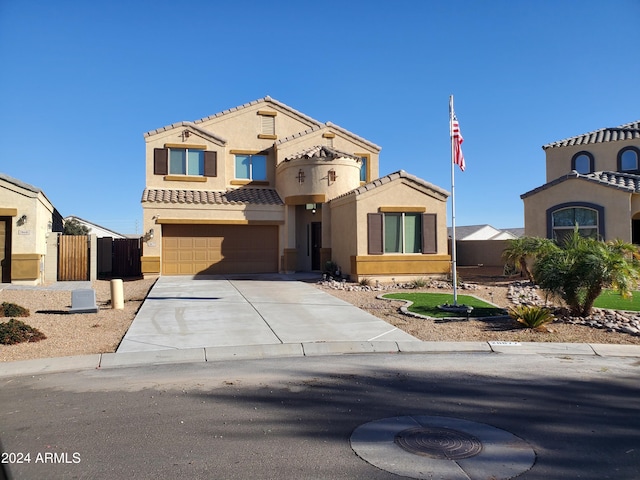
[448,224,521,241]
[64,216,127,239]
[448,225,522,267]
[0,173,63,284]
[141,96,451,281]
[521,121,640,243]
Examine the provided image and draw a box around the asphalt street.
[1,352,639,479]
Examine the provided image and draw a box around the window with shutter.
[204,151,217,177]
[367,213,383,255]
[154,148,168,175]
[421,213,437,254]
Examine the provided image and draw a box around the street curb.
[2,341,640,378]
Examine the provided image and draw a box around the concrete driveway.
[117,275,419,352]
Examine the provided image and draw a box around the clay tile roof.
[330,170,450,202]
[543,121,640,150]
[283,145,361,162]
[141,188,283,206]
[520,170,640,199]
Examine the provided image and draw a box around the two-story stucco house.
[521,121,640,244]
[141,97,451,281]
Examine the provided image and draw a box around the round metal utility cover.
[350,415,535,480]
[394,426,483,459]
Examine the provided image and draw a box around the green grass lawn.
[593,290,640,311]
[382,292,506,318]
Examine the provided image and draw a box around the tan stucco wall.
[353,179,449,256]
[523,178,632,241]
[545,137,640,182]
[329,177,449,279]
[276,156,362,203]
[328,197,358,274]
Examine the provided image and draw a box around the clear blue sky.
[1,0,639,234]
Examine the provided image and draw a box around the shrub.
[0,302,30,317]
[359,278,372,287]
[508,305,555,330]
[411,277,428,288]
[0,319,46,345]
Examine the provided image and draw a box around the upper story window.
[360,156,368,182]
[551,206,599,243]
[153,146,217,178]
[235,154,267,181]
[618,147,640,173]
[169,148,204,175]
[571,151,593,174]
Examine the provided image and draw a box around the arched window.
[618,147,640,173]
[571,151,594,174]
[551,206,599,243]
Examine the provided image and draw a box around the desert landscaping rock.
[1,267,640,363]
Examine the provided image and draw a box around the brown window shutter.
[422,213,437,254]
[153,148,168,175]
[367,213,383,255]
[204,151,217,177]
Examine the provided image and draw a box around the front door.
[633,219,640,245]
[311,222,321,271]
[0,218,11,283]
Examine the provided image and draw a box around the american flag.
[451,115,465,171]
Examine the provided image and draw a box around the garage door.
[162,224,278,275]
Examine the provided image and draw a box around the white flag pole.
[449,95,458,306]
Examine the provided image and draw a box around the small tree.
[533,229,640,317]
[63,218,90,235]
[502,236,555,282]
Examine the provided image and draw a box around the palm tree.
[502,236,555,282]
[532,229,640,317]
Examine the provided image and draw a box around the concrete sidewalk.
[2,340,640,378]
[116,276,420,352]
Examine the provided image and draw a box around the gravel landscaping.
[1,267,639,363]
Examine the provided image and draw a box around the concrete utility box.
[69,289,99,314]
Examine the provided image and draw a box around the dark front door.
[311,222,322,271]
[0,218,11,283]
[633,219,640,245]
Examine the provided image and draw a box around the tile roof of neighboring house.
[282,145,361,162]
[521,170,640,199]
[331,170,450,202]
[447,223,513,240]
[64,216,127,238]
[0,173,42,193]
[141,188,284,205]
[504,227,525,238]
[542,121,640,150]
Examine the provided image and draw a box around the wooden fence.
[58,235,89,281]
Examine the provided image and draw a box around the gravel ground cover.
[1,267,639,363]
[0,278,156,362]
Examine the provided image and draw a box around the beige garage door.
[162,224,278,275]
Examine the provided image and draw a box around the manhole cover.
[350,416,536,480]
[394,426,483,459]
